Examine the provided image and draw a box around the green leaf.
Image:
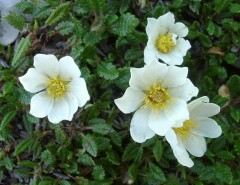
[5,12,25,30]
[92,165,105,180]
[153,140,163,162]
[82,134,97,157]
[106,150,120,165]
[199,33,212,47]
[54,125,68,144]
[230,3,240,13]
[4,157,13,171]
[97,62,119,80]
[215,164,233,184]
[230,107,240,123]
[14,138,35,156]
[128,164,138,182]
[234,139,240,157]
[122,143,139,161]
[227,75,240,97]
[218,151,235,160]
[111,13,139,37]
[109,131,122,147]
[77,151,95,166]
[11,36,31,66]
[0,110,16,130]
[149,163,166,181]
[76,0,106,13]
[92,123,114,135]
[207,22,215,36]
[55,21,75,36]
[224,53,237,64]
[45,2,71,26]
[40,150,56,166]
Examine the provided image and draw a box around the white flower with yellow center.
[19,54,90,124]
[114,60,198,143]
[144,12,191,65]
[165,96,222,168]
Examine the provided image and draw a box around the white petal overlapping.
[165,96,222,167]
[144,12,191,65]
[115,59,198,142]
[19,54,90,124]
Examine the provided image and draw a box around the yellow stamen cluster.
[156,34,175,53]
[173,120,198,141]
[144,83,171,110]
[47,77,67,98]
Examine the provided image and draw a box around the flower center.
[156,34,175,53]
[47,77,67,98]
[143,83,171,110]
[173,120,198,141]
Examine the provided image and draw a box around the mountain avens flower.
[114,60,198,143]
[165,96,222,167]
[144,12,191,65]
[19,54,90,124]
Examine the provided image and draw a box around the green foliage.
[5,12,25,30]
[11,36,31,66]
[0,0,240,184]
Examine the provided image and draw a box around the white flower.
[144,12,191,65]
[19,54,90,124]
[165,96,222,168]
[114,60,198,143]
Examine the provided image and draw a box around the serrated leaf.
[122,143,139,161]
[153,140,163,162]
[109,131,122,147]
[54,125,68,144]
[14,138,35,156]
[92,123,114,135]
[45,2,71,26]
[215,164,233,184]
[207,22,215,36]
[11,36,31,66]
[77,152,95,166]
[227,75,240,97]
[5,12,25,30]
[17,161,37,168]
[230,107,240,123]
[224,53,237,64]
[230,3,240,13]
[92,165,105,180]
[199,33,212,47]
[77,0,106,13]
[0,110,16,130]
[128,164,138,182]
[82,134,97,157]
[55,21,75,36]
[149,163,166,181]
[4,157,13,171]
[40,150,56,166]
[111,13,139,37]
[234,139,240,157]
[106,150,120,165]
[97,62,119,80]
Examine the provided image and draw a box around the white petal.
[192,117,222,138]
[144,46,158,65]
[148,110,174,136]
[182,135,206,157]
[64,93,79,121]
[172,141,194,168]
[169,78,199,101]
[68,78,90,107]
[165,98,189,122]
[162,66,188,88]
[188,96,220,117]
[156,12,175,35]
[171,38,191,57]
[155,51,172,64]
[48,98,69,124]
[19,68,48,93]
[30,92,54,118]
[129,60,168,90]
[165,128,179,146]
[114,87,145,114]
[170,22,189,37]
[146,18,159,38]
[130,108,155,143]
[33,54,59,77]
[59,56,81,81]
[162,52,184,65]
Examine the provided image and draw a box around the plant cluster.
[0,0,240,185]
